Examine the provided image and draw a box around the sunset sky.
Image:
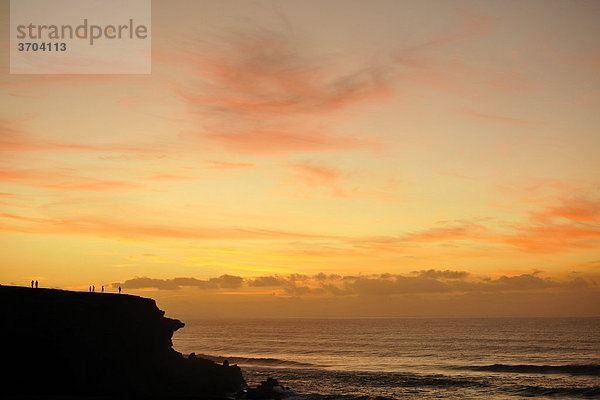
[1,0,599,318]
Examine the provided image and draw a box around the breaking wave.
[192,353,319,368]
[458,364,600,376]
[505,384,600,397]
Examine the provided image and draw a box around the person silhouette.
[89,286,92,292]
[118,286,121,294]
[31,280,34,288]
[35,280,38,289]
[101,285,104,293]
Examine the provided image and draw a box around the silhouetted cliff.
[0,285,245,398]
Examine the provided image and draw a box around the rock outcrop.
[0,285,245,397]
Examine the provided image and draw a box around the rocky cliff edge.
[0,285,245,398]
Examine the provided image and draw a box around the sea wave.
[289,395,398,400]
[245,367,490,389]
[193,353,319,368]
[505,384,600,398]
[287,385,600,400]
[244,363,600,399]
[458,363,600,376]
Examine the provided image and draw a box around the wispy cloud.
[179,30,390,115]
[167,29,389,156]
[536,196,600,224]
[165,5,535,158]
[397,5,495,55]
[458,108,535,125]
[141,173,194,182]
[0,168,144,192]
[0,212,340,242]
[200,160,255,169]
[1,190,597,255]
[348,192,600,254]
[497,193,600,253]
[0,118,170,158]
[392,6,535,99]
[285,160,399,199]
[288,160,348,197]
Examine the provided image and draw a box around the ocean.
[171,318,600,399]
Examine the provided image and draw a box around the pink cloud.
[501,195,600,252]
[291,161,341,186]
[0,168,144,192]
[287,160,351,197]
[499,223,600,253]
[0,212,340,242]
[393,6,536,98]
[204,126,364,155]
[176,31,389,116]
[404,221,489,243]
[141,173,194,182]
[158,5,537,157]
[396,5,495,57]
[537,197,600,224]
[201,160,255,169]
[0,213,56,224]
[347,193,600,254]
[1,193,598,257]
[165,30,389,156]
[285,160,398,199]
[0,119,166,156]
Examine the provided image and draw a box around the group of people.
[28,280,121,294]
[89,285,122,294]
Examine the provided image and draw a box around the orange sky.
[1,0,599,318]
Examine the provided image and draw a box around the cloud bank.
[113,269,592,297]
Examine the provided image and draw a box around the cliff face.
[0,285,245,397]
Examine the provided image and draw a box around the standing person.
[118,286,121,294]
[31,280,34,288]
[101,285,104,293]
[35,280,38,289]
[89,286,91,292]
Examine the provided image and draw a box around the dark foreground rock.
[243,378,288,399]
[0,285,245,398]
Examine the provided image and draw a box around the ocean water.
[172,318,600,399]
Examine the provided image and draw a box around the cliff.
[0,285,245,398]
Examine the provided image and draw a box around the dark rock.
[0,285,246,397]
[244,377,287,399]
